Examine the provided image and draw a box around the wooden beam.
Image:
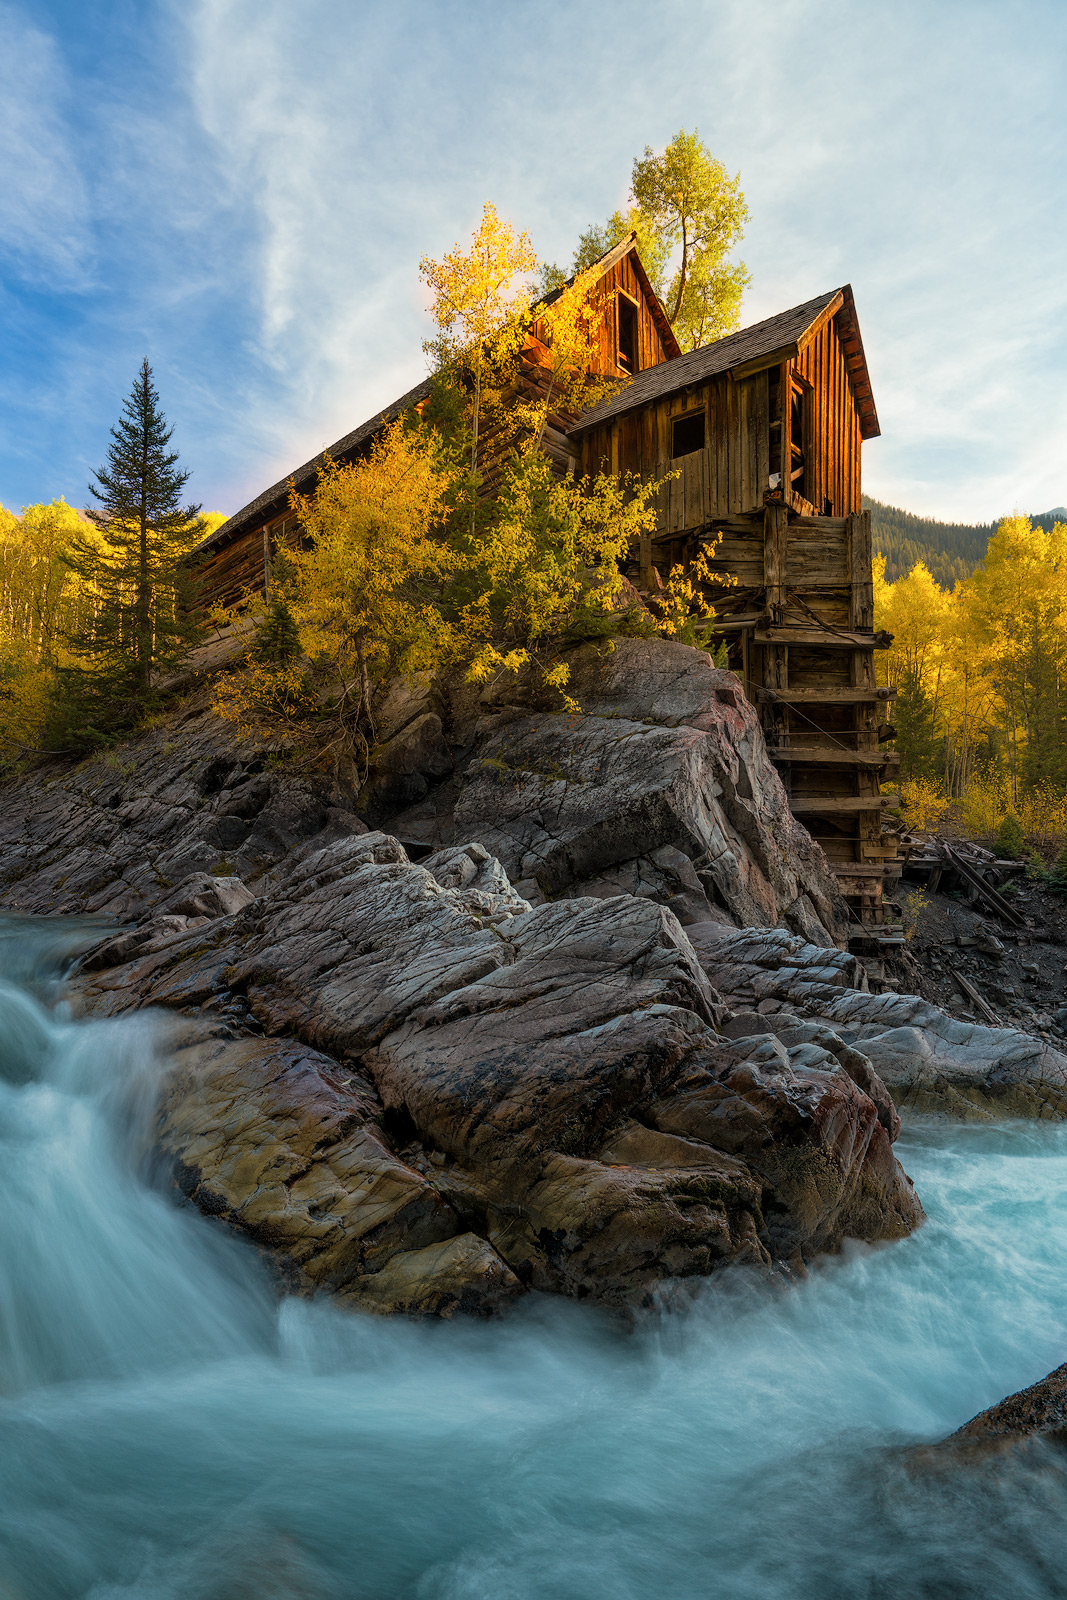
[753,627,892,649]
[708,613,761,630]
[771,747,899,768]
[847,509,874,630]
[789,795,895,813]
[763,504,788,625]
[758,686,897,704]
[727,342,799,381]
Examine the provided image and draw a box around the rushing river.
[3,918,1067,1599]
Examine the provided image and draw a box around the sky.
[1,0,1064,526]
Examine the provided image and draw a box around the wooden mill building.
[194,247,897,925]
[568,286,898,925]
[193,234,678,607]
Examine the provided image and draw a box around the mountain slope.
[863,497,1067,588]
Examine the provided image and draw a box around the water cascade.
[3,917,1067,1598]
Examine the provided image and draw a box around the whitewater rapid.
[2,917,1067,1599]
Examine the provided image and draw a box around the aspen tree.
[575,130,749,350]
[420,204,536,518]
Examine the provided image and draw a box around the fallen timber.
[902,836,1029,932]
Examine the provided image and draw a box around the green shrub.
[994,813,1025,859]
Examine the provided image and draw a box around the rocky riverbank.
[3,636,1066,1317]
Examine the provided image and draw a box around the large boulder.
[0,639,847,948]
[79,832,921,1312]
[387,639,848,946]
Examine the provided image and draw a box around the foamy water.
[2,916,1067,1599]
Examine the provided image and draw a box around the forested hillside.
[865,496,1067,587]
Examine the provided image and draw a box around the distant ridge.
[863,496,1067,589]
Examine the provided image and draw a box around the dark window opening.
[768,368,782,487]
[617,294,638,371]
[672,411,706,458]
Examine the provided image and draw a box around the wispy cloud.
[0,3,91,288]
[1,0,1065,526]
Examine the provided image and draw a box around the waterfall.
[2,916,1067,1599]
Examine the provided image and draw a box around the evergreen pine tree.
[253,592,302,666]
[893,665,943,782]
[993,813,1025,859]
[52,360,206,748]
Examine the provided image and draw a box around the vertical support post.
[763,503,788,626]
[263,524,272,598]
[638,534,653,591]
[763,643,791,785]
[846,509,873,630]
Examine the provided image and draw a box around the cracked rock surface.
[688,922,1067,1120]
[385,638,848,946]
[77,833,922,1314]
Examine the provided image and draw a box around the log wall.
[577,308,864,526]
[646,506,896,926]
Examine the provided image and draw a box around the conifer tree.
[53,360,205,747]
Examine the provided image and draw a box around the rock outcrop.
[385,639,847,945]
[76,832,922,1312]
[0,638,847,948]
[688,922,1067,1119]
[913,1363,1067,1468]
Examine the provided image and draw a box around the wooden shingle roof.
[191,374,434,557]
[196,233,680,560]
[568,285,880,440]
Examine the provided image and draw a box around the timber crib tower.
[570,285,898,927]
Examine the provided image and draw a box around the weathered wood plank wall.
[792,310,862,516]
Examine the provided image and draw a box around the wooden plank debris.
[955,972,1000,1026]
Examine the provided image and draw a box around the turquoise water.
[3,920,1067,1599]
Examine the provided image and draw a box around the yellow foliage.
[528,265,621,430]
[0,499,108,759]
[420,202,536,367]
[460,449,663,707]
[899,777,949,833]
[288,423,460,727]
[646,540,735,644]
[896,885,928,942]
[420,203,538,495]
[211,660,317,744]
[959,770,1010,838]
[878,514,1067,810]
[1016,783,1067,851]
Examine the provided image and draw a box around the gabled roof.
[568,285,880,440]
[196,234,682,559]
[536,231,682,362]
[191,373,434,558]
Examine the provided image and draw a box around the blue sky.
[1,0,1064,525]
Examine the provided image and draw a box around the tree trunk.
[137,384,152,694]
[356,639,376,743]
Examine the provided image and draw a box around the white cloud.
[156,0,1067,521]
[0,3,91,287]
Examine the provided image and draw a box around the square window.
[672,411,705,458]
